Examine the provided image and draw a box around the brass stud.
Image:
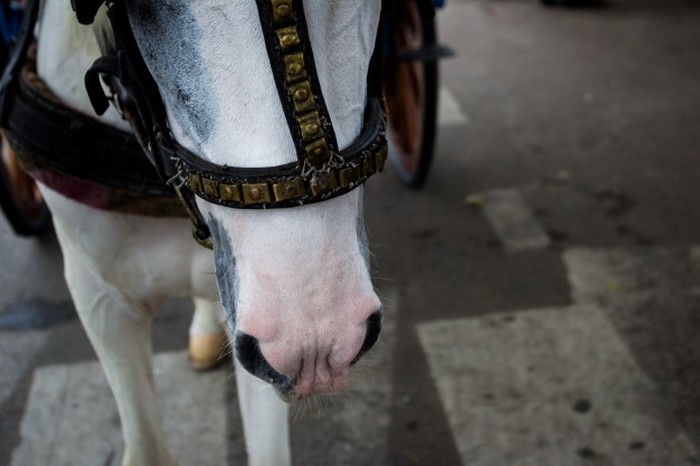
[273,177,305,201]
[310,172,339,196]
[188,173,202,192]
[339,166,361,187]
[277,26,300,51]
[297,111,323,142]
[305,138,331,166]
[284,53,306,83]
[219,183,242,202]
[288,63,302,76]
[272,0,294,24]
[202,178,219,198]
[294,88,308,101]
[242,183,272,204]
[289,81,315,113]
[276,4,290,17]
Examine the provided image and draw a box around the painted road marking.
[438,87,469,126]
[417,305,698,466]
[0,330,49,406]
[11,351,233,466]
[10,287,398,466]
[469,188,551,253]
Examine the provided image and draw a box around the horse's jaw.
[201,189,381,400]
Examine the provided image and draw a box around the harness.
[0,0,184,216]
[76,0,390,248]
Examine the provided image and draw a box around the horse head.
[86,0,385,400]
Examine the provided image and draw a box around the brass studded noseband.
[75,0,387,246]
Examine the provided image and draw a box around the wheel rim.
[384,0,425,178]
[1,138,46,224]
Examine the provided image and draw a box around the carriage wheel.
[383,0,439,188]
[0,136,51,236]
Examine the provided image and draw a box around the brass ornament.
[272,177,306,201]
[276,26,300,51]
[284,53,306,83]
[219,183,242,202]
[242,183,272,204]
[305,138,331,166]
[202,178,219,198]
[297,111,323,142]
[271,0,294,24]
[310,172,339,196]
[290,81,314,113]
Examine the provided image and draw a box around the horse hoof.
[188,331,228,371]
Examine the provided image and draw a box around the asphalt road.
[2,0,700,465]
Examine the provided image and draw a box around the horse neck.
[36,1,128,130]
[125,0,380,168]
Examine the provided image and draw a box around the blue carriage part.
[434,0,446,8]
[0,1,22,46]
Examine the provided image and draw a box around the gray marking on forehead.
[208,217,238,330]
[126,0,217,145]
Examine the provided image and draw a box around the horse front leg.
[235,361,291,466]
[188,298,227,370]
[63,256,176,466]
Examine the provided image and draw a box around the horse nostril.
[234,332,294,394]
[351,310,383,365]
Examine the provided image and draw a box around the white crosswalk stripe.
[10,286,398,466]
[11,351,233,466]
[468,188,551,253]
[438,87,469,126]
[414,191,700,465]
[417,304,699,466]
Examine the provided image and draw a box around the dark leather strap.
[4,61,173,196]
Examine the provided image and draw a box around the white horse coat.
[33,0,382,464]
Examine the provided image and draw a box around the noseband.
[73,0,387,247]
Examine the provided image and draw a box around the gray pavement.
[2,0,700,465]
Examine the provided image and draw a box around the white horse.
[30,0,383,464]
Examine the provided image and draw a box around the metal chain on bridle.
[74,0,388,248]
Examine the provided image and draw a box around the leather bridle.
[73,0,388,248]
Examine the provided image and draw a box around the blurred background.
[1,0,699,464]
